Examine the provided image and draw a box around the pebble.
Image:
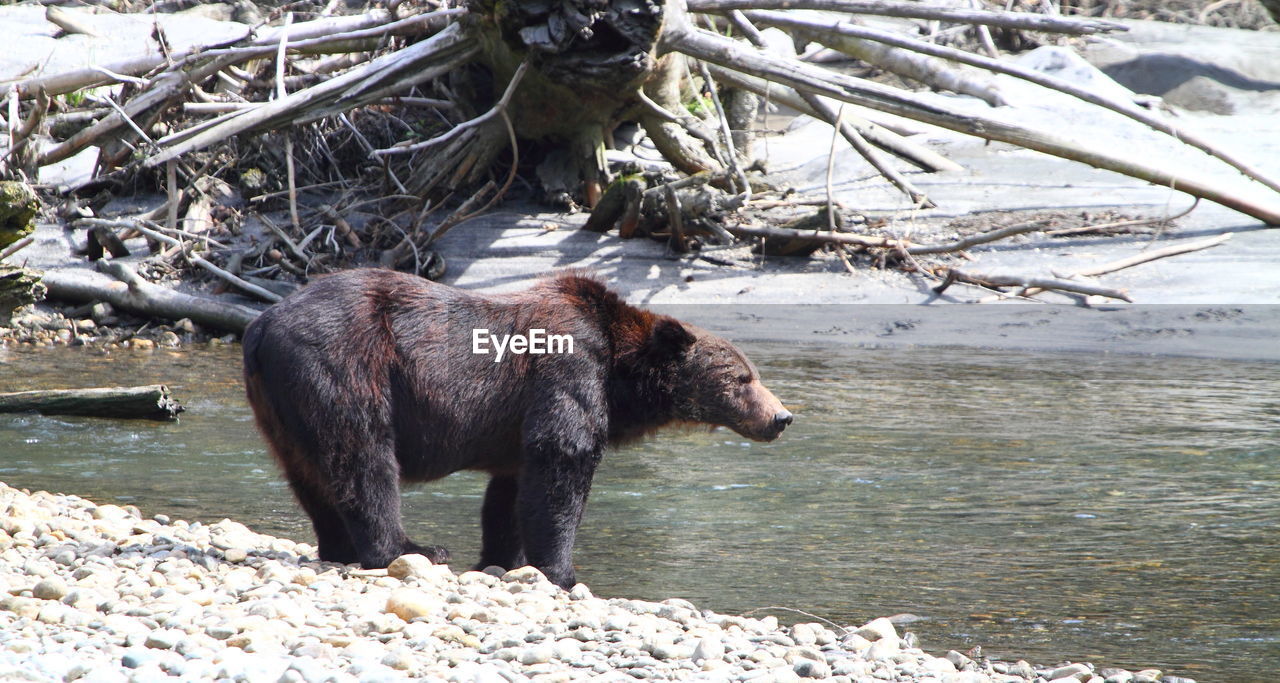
[386,553,434,580]
[1048,662,1094,680]
[31,577,69,600]
[0,482,1183,683]
[854,616,898,642]
[385,588,435,621]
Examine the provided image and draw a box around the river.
[1,342,1276,679]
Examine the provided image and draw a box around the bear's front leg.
[517,400,606,589]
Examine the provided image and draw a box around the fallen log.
[0,385,183,421]
[685,0,1131,35]
[665,19,1280,226]
[40,261,261,334]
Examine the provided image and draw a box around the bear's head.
[641,318,793,442]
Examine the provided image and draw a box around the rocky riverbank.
[0,482,1188,683]
[1,301,233,349]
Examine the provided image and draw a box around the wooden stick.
[1063,233,1232,278]
[685,0,1129,35]
[936,268,1133,301]
[41,261,261,333]
[0,237,35,261]
[726,223,906,248]
[698,61,751,200]
[705,64,961,173]
[7,10,458,99]
[634,90,724,163]
[257,214,313,269]
[906,219,1051,254]
[45,6,102,38]
[1046,200,1199,236]
[0,385,183,421]
[373,59,529,159]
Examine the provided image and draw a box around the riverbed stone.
[947,649,975,670]
[854,617,898,642]
[387,553,435,580]
[502,566,550,585]
[1048,662,1094,680]
[692,636,725,663]
[792,657,832,678]
[385,589,435,621]
[865,637,901,661]
[31,577,69,600]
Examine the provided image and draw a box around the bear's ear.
[646,318,696,359]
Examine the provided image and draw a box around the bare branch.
[936,268,1134,302]
[746,10,1280,195]
[686,0,1129,35]
[664,25,1280,225]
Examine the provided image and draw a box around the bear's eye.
[736,373,752,384]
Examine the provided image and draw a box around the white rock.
[1048,662,1094,681]
[501,566,550,585]
[791,623,819,645]
[853,617,898,642]
[692,637,725,663]
[387,554,435,580]
[386,589,435,621]
[518,645,554,665]
[865,637,901,661]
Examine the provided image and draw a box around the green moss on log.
[0,182,39,249]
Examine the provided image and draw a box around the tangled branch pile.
[1,0,1277,310]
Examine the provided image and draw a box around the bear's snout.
[773,409,793,431]
[731,381,792,442]
[753,407,792,441]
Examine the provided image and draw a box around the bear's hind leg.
[333,449,448,568]
[477,474,526,571]
[287,475,359,564]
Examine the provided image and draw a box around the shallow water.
[1,343,1276,679]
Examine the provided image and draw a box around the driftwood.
[41,261,260,334]
[934,268,1133,302]
[1,236,35,261]
[743,10,1280,195]
[1016,233,1233,299]
[664,21,1280,226]
[0,385,183,421]
[74,218,283,304]
[684,0,1130,35]
[1,0,1273,302]
[146,20,476,167]
[728,223,904,249]
[705,65,960,174]
[726,13,936,207]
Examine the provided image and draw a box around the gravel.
[0,481,1190,683]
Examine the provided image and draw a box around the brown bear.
[242,268,791,588]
